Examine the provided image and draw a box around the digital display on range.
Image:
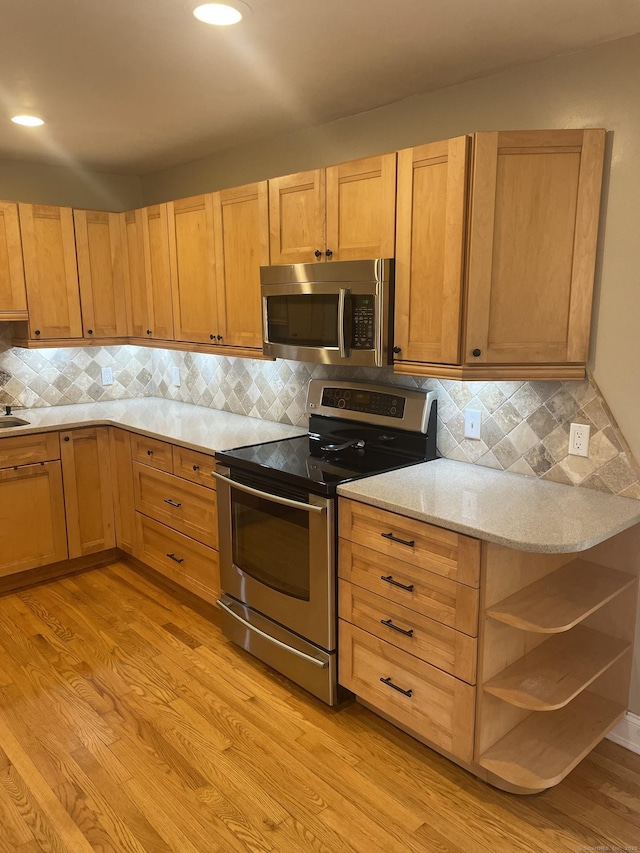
[321,387,405,418]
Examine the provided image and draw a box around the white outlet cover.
[464,409,482,440]
[569,422,591,457]
[101,366,113,386]
[172,366,181,387]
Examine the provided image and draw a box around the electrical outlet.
[464,409,482,440]
[569,422,590,457]
[172,366,181,387]
[101,367,113,386]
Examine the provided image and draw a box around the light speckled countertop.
[337,458,640,553]
[1,398,305,453]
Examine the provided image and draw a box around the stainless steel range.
[213,379,438,704]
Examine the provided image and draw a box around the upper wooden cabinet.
[18,203,83,341]
[168,194,219,345]
[269,153,397,264]
[213,181,269,351]
[74,209,128,339]
[0,201,28,320]
[394,129,606,380]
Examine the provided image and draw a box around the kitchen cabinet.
[123,205,174,341]
[0,201,28,320]
[168,193,219,345]
[0,432,67,576]
[60,427,116,558]
[74,209,128,340]
[17,203,83,341]
[213,181,269,351]
[109,427,136,555]
[268,153,396,264]
[394,128,606,380]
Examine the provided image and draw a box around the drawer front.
[135,513,220,605]
[172,446,217,490]
[133,462,217,548]
[339,621,475,762]
[0,431,60,468]
[339,499,480,587]
[339,580,476,684]
[339,539,478,636]
[130,434,173,473]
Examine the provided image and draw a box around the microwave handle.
[338,288,350,358]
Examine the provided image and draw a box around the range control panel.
[321,387,405,419]
[352,296,375,349]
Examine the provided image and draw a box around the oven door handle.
[217,599,329,668]
[211,470,326,514]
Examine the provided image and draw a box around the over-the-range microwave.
[260,258,393,366]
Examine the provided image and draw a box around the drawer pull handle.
[147,449,153,456]
[164,498,182,508]
[380,676,413,698]
[380,575,414,592]
[380,618,414,637]
[192,464,200,471]
[166,553,184,564]
[381,532,415,548]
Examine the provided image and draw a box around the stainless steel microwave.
[260,258,393,366]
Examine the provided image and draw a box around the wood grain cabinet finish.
[18,203,83,341]
[0,432,66,577]
[269,154,396,264]
[130,434,174,473]
[0,201,28,319]
[109,428,136,555]
[74,209,128,339]
[394,129,605,380]
[172,446,217,490]
[123,205,174,341]
[60,427,116,558]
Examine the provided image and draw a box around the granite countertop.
[0,398,306,453]
[337,458,640,553]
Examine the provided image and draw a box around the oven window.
[266,294,338,347]
[231,489,310,600]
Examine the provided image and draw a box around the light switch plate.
[101,367,113,386]
[172,366,181,387]
[464,409,482,440]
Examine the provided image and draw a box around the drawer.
[339,621,475,763]
[339,580,476,684]
[173,446,216,490]
[339,499,480,587]
[130,434,173,473]
[135,513,220,605]
[339,540,478,636]
[0,431,60,468]
[133,462,217,548]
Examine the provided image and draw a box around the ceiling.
[2,0,639,176]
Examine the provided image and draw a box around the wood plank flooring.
[0,562,639,853]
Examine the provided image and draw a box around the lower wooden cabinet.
[109,428,136,555]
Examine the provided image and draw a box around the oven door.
[214,464,335,651]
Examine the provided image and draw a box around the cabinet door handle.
[380,618,414,637]
[166,553,184,564]
[192,464,200,471]
[380,676,413,698]
[381,532,415,548]
[164,499,182,508]
[380,575,414,592]
[147,449,153,456]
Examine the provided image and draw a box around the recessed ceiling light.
[193,4,242,25]
[11,115,44,127]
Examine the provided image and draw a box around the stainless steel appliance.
[213,379,438,705]
[260,258,393,366]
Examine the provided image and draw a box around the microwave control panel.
[321,387,406,418]
[352,296,375,349]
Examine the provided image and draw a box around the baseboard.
[606,711,640,755]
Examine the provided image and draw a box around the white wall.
[140,34,640,467]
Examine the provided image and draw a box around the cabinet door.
[268,169,325,264]
[325,153,396,261]
[465,129,605,365]
[123,208,151,338]
[18,203,83,340]
[168,194,219,344]
[61,427,115,558]
[74,209,128,339]
[394,137,469,365]
[213,181,269,350]
[109,428,136,555]
[144,204,174,340]
[0,461,68,576]
[0,201,27,319]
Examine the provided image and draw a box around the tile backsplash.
[1,326,639,499]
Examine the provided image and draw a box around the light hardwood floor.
[0,562,639,853]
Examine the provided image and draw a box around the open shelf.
[478,691,625,792]
[483,625,630,710]
[486,560,635,633]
